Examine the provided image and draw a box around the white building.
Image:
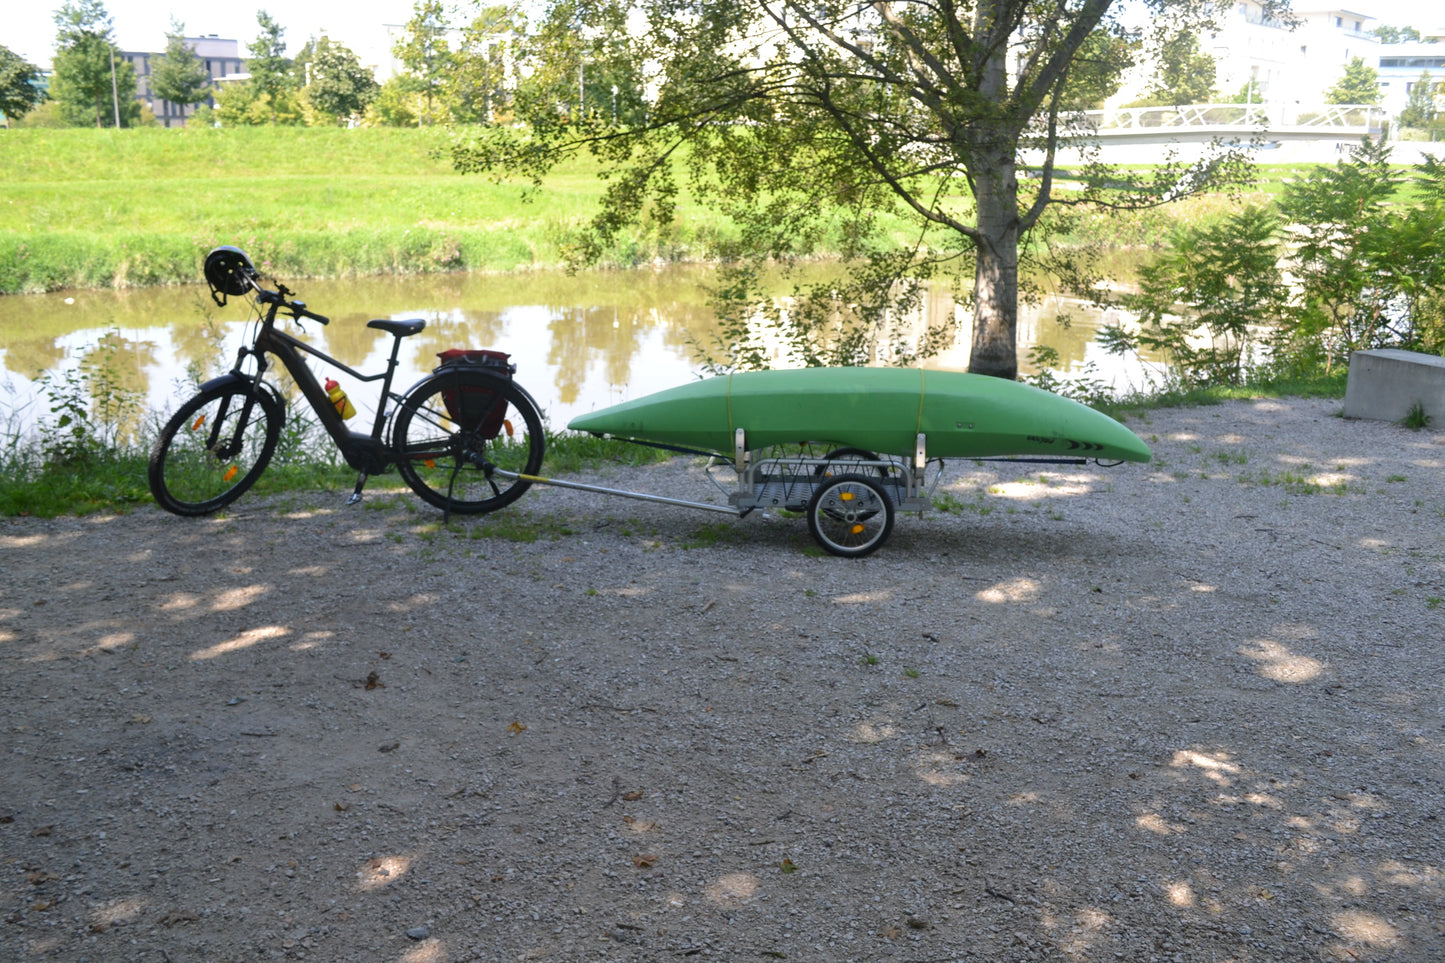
[1376,41,1445,117]
[1203,4,1379,107]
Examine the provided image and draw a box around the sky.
[4,0,1443,70]
[5,1,418,67]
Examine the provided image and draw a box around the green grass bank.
[0,127,748,294]
[1,127,1319,296]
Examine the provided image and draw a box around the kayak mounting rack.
[491,430,946,557]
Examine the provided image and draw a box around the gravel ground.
[2,397,1443,963]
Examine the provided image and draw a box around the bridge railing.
[1083,103,1386,132]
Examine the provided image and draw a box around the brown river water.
[0,265,1154,444]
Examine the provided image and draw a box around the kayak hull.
[567,368,1151,463]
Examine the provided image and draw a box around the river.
[0,265,1158,446]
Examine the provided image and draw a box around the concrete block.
[1342,349,1445,423]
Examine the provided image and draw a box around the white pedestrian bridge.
[1045,103,1444,164]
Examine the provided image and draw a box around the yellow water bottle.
[325,378,357,419]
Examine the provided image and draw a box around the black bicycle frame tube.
[250,319,404,452]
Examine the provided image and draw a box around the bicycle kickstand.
[347,473,368,506]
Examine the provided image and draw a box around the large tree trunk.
[968,147,1022,380]
[965,10,1023,382]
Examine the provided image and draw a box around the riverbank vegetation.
[3,127,1443,517]
[0,364,1351,519]
[0,126,921,295]
[0,126,1345,297]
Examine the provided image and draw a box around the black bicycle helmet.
[204,246,259,303]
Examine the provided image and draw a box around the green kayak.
[567,368,1151,463]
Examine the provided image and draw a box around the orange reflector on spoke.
[191,415,206,431]
[504,418,514,437]
[223,465,239,482]
[424,459,436,469]
[840,491,854,501]
[850,524,865,535]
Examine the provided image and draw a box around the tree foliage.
[302,37,378,124]
[1325,56,1381,106]
[245,11,298,124]
[1126,31,1216,107]
[447,5,521,123]
[1372,24,1421,44]
[393,0,453,125]
[1102,139,1445,387]
[1106,206,1286,387]
[1274,138,1441,368]
[50,0,140,127]
[0,44,47,123]
[1399,72,1439,129]
[453,0,1272,378]
[150,19,213,110]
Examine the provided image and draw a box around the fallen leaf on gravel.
[32,825,52,837]
[378,742,400,753]
[883,925,901,938]
[622,816,656,832]
[507,721,527,734]
[621,789,643,801]
[128,714,152,724]
[780,858,797,874]
[365,672,383,690]
[632,854,658,868]
[334,802,350,812]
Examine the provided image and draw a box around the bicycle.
[148,246,546,517]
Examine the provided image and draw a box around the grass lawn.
[0,127,741,293]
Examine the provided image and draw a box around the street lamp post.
[110,48,121,127]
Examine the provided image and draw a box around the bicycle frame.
[234,298,411,476]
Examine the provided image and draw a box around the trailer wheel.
[806,474,894,558]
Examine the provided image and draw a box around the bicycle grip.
[292,302,330,325]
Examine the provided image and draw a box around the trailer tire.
[806,474,894,558]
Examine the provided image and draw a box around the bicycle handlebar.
[255,286,329,325]
[291,303,330,325]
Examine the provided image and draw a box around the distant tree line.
[5,2,1439,136]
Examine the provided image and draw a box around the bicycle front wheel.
[149,382,284,516]
[392,369,545,515]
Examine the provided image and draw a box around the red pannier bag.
[435,349,514,439]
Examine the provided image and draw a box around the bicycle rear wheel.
[149,382,284,516]
[392,369,545,515]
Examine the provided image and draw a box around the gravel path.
[2,397,1443,962]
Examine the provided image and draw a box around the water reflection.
[0,265,1156,443]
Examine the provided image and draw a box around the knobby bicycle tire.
[392,369,545,515]
[149,382,284,516]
